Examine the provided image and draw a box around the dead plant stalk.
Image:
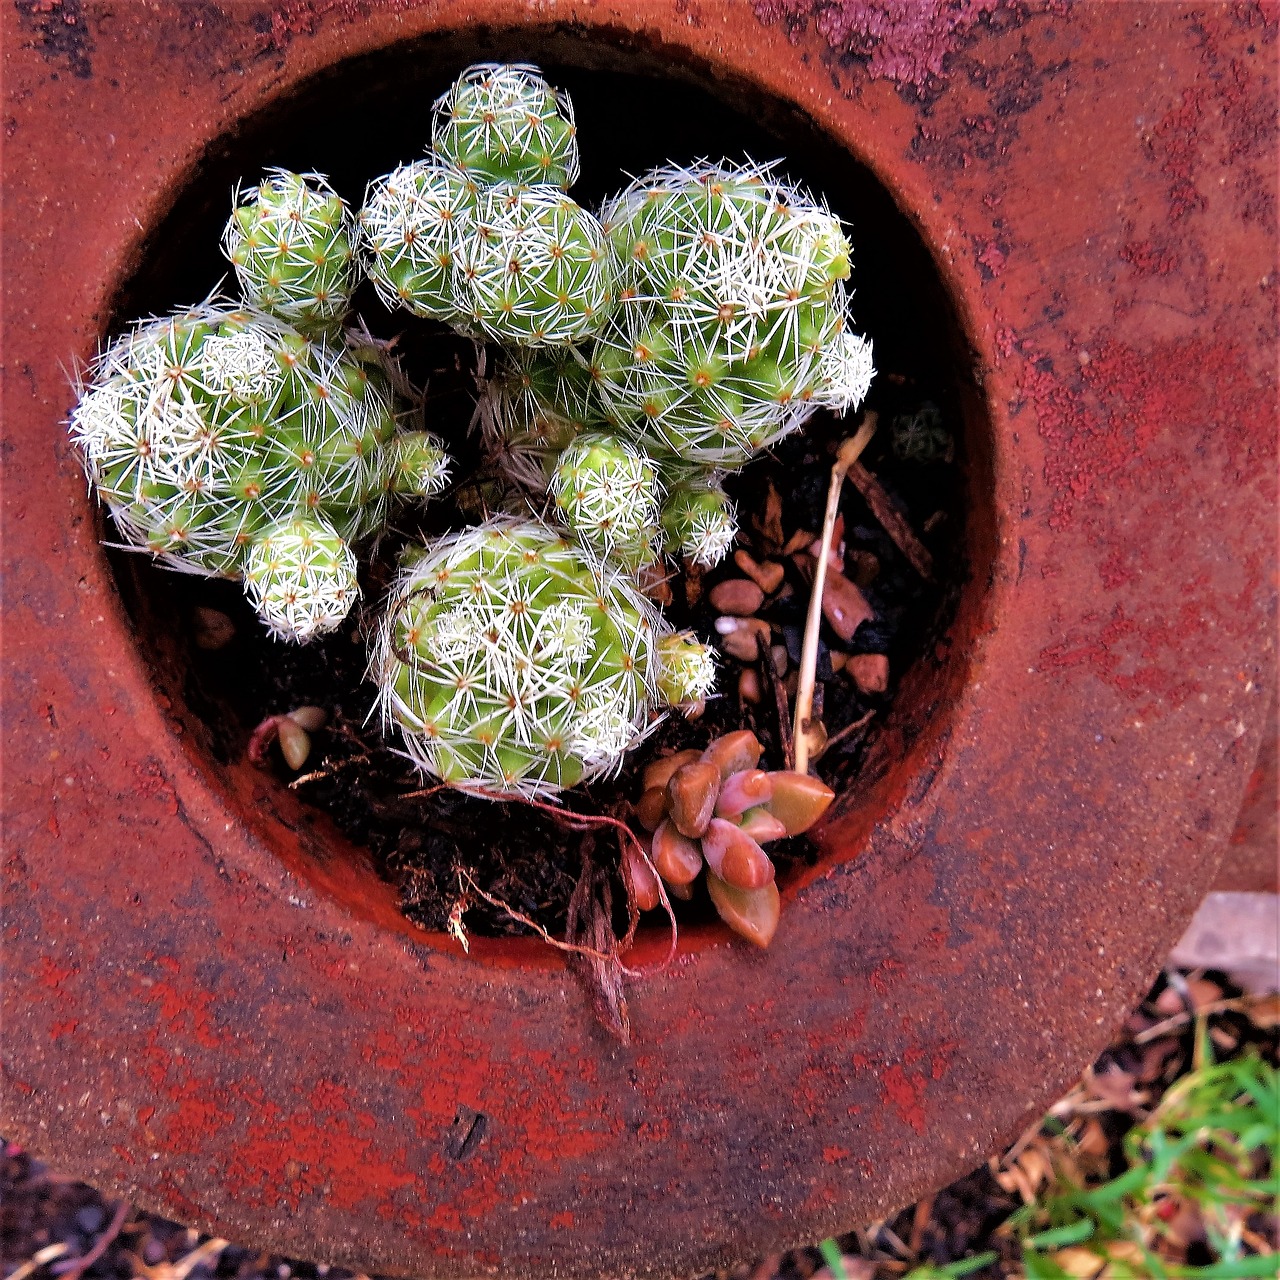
[794,414,878,774]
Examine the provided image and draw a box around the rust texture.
[1,3,1276,1279]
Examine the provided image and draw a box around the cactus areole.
[3,8,1274,1280]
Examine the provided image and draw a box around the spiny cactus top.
[223,171,358,336]
[374,517,714,797]
[551,432,662,570]
[461,184,615,345]
[594,160,875,468]
[659,477,738,568]
[360,65,615,346]
[69,303,450,641]
[360,161,480,325]
[432,63,579,189]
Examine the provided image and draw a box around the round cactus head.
[432,63,579,188]
[656,631,717,707]
[659,477,738,568]
[69,303,451,642]
[244,515,359,642]
[461,185,615,346]
[374,517,695,798]
[595,160,874,468]
[551,432,663,570]
[359,161,479,324]
[222,170,358,335]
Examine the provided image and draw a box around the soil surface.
[145,317,964,942]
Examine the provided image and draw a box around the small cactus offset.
[594,160,875,467]
[244,516,358,642]
[70,303,451,641]
[659,476,738,568]
[373,517,715,797]
[223,170,359,336]
[432,63,579,189]
[550,432,663,570]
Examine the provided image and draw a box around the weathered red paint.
[2,4,1276,1280]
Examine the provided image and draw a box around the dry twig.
[845,461,934,581]
[794,415,878,774]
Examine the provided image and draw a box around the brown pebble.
[718,617,770,661]
[846,549,880,587]
[829,651,849,673]
[733,550,785,594]
[847,653,890,694]
[782,528,815,556]
[737,668,762,704]
[192,606,235,651]
[638,563,674,606]
[667,761,721,839]
[642,748,702,794]
[822,569,875,642]
[709,578,765,616]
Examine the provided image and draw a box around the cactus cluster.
[361,64,613,347]
[374,518,713,796]
[73,60,877,831]
[594,160,874,468]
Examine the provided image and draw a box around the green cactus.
[477,344,610,490]
[69,303,450,641]
[373,517,715,797]
[222,170,358,336]
[432,63,579,189]
[460,185,615,346]
[659,476,738,568]
[656,631,718,707]
[550,432,663,570]
[594,160,875,468]
[244,516,358,642]
[359,160,479,324]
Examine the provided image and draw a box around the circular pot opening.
[100,26,994,954]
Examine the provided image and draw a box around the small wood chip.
[846,460,934,580]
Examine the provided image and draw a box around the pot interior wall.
[104,26,994,950]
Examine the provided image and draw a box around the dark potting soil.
[144,315,966,942]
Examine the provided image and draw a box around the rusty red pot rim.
[3,5,1275,1280]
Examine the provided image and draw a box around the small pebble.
[191,606,235,651]
[143,1240,167,1266]
[770,645,789,677]
[848,653,890,694]
[737,668,762,704]
[717,617,770,661]
[733,550,785,594]
[821,569,875,642]
[709,578,765,616]
[829,651,849,673]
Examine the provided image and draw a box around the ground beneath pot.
[4,968,1274,1280]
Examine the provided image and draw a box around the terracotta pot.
[3,4,1274,1279]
